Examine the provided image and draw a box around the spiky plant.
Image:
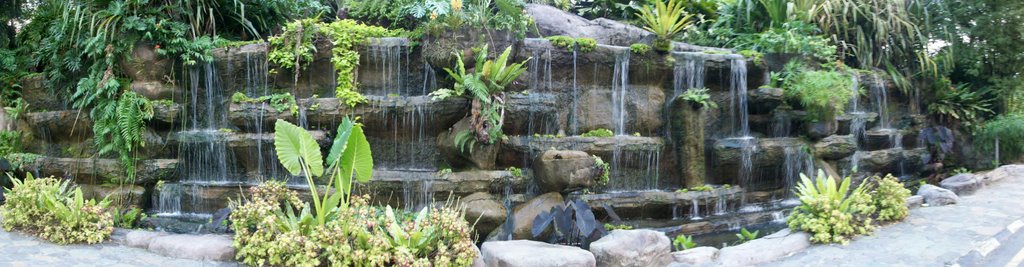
[637,0,695,51]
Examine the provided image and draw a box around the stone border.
[951,217,1024,267]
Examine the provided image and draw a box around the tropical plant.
[593,155,610,186]
[673,234,697,250]
[637,0,695,51]
[268,19,396,106]
[680,88,718,109]
[0,173,113,244]
[787,170,875,244]
[784,69,854,122]
[381,206,438,256]
[928,83,994,130]
[735,227,759,244]
[431,45,530,149]
[112,207,146,228]
[0,130,21,158]
[976,114,1024,164]
[868,174,910,222]
[742,22,836,61]
[630,43,651,55]
[532,199,605,248]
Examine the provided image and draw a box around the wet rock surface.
[589,229,672,267]
[460,192,507,237]
[509,192,564,240]
[534,150,599,193]
[437,118,500,170]
[525,4,653,46]
[814,135,857,160]
[481,240,596,267]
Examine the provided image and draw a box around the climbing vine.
[268,19,398,107]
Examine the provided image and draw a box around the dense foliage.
[787,171,875,244]
[231,119,477,266]
[975,115,1024,163]
[0,174,113,244]
[267,19,397,106]
[431,45,530,149]
[784,69,854,121]
[788,170,911,244]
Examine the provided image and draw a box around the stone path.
[0,228,237,266]
[764,165,1024,267]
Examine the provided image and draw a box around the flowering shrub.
[787,171,874,244]
[0,174,113,244]
[869,174,911,222]
[231,182,476,266]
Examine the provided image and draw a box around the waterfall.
[893,132,906,176]
[421,62,437,96]
[690,198,703,220]
[870,75,891,129]
[611,49,631,136]
[569,48,580,135]
[713,192,728,215]
[528,44,553,92]
[730,59,750,137]
[770,111,791,137]
[362,38,411,96]
[606,140,661,191]
[370,99,438,171]
[403,176,434,212]
[671,53,706,99]
[161,60,238,216]
[782,146,814,197]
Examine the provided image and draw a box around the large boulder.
[917,184,959,206]
[526,4,653,46]
[510,192,564,240]
[716,229,811,266]
[481,240,596,267]
[589,229,672,267]
[814,135,857,160]
[534,150,600,193]
[981,165,1024,185]
[461,192,507,237]
[438,117,500,170]
[748,87,784,114]
[671,247,719,266]
[124,230,170,248]
[939,173,982,195]
[147,234,235,261]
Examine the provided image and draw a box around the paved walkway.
[0,228,236,266]
[765,166,1024,266]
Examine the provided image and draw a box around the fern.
[454,130,477,154]
[92,91,154,183]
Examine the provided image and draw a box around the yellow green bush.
[0,174,113,244]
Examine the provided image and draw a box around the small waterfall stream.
[611,48,631,136]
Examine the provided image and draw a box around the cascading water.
[157,61,238,216]
[782,146,814,198]
[610,49,631,136]
[569,47,580,135]
[690,199,703,220]
[770,111,792,138]
[403,176,434,213]
[421,62,438,96]
[671,52,707,98]
[527,41,553,92]
[361,38,411,96]
[369,98,438,171]
[870,75,891,129]
[730,59,750,137]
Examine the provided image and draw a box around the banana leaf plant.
[531,199,605,248]
[272,117,373,231]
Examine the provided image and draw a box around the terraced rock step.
[228,96,468,136]
[10,156,177,185]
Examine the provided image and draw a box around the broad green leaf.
[274,120,324,177]
[340,123,374,184]
[326,118,355,168]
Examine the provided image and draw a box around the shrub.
[869,174,911,222]
[581,128,614,137]
[975,114,1024,163]
[637,0,696,51]
[680,88,718,109]
[231,119,477,266]
[0,174,113,244]
[630,43,651,55]
[546,36,598,53]
[784,70,854,122]
[787,170,874,244]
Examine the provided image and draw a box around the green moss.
[630,43,651,55]
[231,92,299,115]
[581,128,614,137]
[545,36,597,53]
